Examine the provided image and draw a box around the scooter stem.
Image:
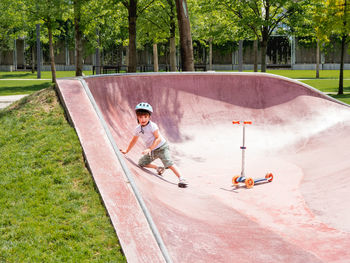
[232,121,252,178]
[241,124,246,177]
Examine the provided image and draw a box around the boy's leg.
[144,163,165,176]
[168,165,181,179]
[144,163,157,169]
[156,143,187,186]
[138,153,164,173]
[168,165,188,187]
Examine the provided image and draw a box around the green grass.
[0,88,126,262]
[0,71,93,80]
[0,80,52,96]
[1,69,349,80]
[0,71,92,96]
[328,94,350,105]
[266,69,350,79]
[300,79,350,93]
[218,69,350,79]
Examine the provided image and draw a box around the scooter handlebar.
[232,121,252,125]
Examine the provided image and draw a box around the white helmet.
[135,102,153,113]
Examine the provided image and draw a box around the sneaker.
[156,166,165,176]
[178,178,188,188]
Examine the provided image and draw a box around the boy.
[120,102,188,188]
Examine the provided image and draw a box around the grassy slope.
[0,87,126,262]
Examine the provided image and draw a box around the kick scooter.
[232,121,274,189]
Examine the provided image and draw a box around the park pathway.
[0,95,28,109]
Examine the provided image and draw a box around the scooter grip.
[232,121,240,125]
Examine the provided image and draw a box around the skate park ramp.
[57,73,350,263]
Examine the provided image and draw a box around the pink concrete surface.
[58,73,350,262]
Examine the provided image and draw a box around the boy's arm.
[142,130,161,155]
[120,136,139,154]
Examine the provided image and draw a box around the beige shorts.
[138,142,174,168]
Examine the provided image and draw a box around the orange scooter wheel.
[265,173,274,182]
[245,177,254,188]
[232,175,240,185]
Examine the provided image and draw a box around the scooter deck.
[232,173,273,189]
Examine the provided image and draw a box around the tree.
[138,0,179,72]
[218,0,308,72]
[327,0,350,94]
[310,1,325,78]
[116,0,156,72]
[175,0,194,71]
[285,0,326,78]
[93,5,128,71]
[122,0,138,72]
[189,0,240,70]
[167,0,177,71]
[312,1,328,78]
[73,0,85,76]
[23,0,70,82]
[310,0,350,94]
[71,0,126,76]
[0,0,27,66]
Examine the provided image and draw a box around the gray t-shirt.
[134,121,166,150]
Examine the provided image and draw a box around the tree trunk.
[125,46,129,68]
[128,0,137,72]
[65,38,70,66]
[23,39,26,70]
[13,39,17,71]
[175,0,194,71]
[209,38,213,70]
[260,30,268,72]
[338,34,346,95]
[153,43,158,72]
[95,48,101,75]
[36,24,41,79]
[316,38,320,79]
[169,0,177,71]
[338,0,347,95]
[95,29,101,75]
[238,40,243,72]
[261,0,269,73]
[31,45,35,74]
[48,21,57,83]
[253,39,258,72]
[74,0,83,76]
[169,37,176,71]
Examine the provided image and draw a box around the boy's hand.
[120,149,127,154]
[142,148,151,155]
